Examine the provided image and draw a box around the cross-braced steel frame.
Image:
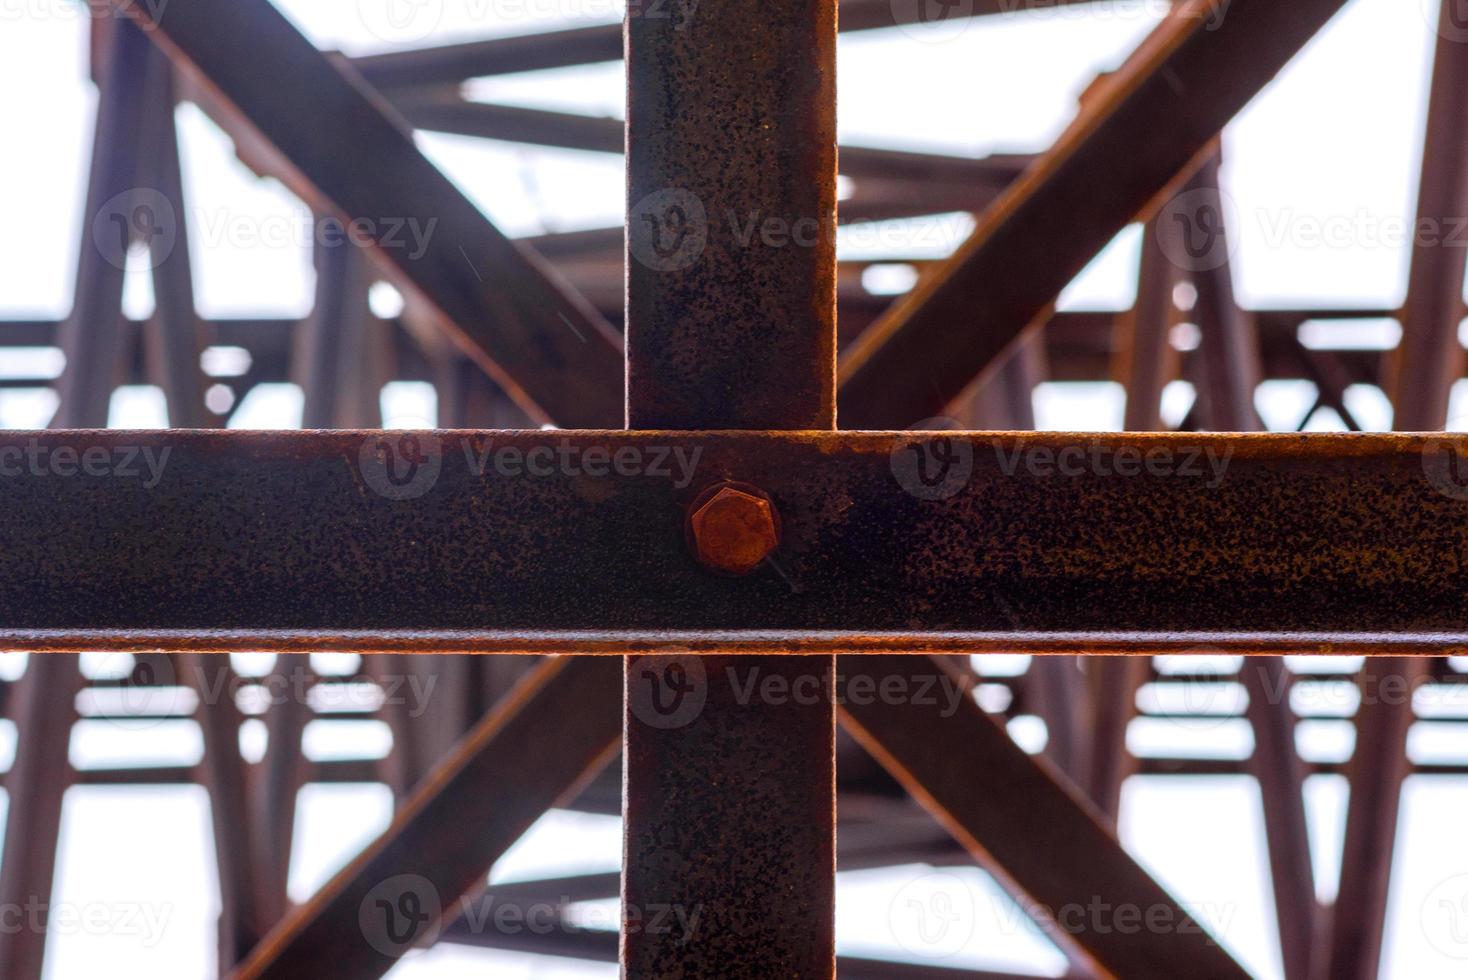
[2,1,1467,978]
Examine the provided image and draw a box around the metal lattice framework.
[2,1,1467,978]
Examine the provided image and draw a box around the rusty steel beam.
[0,21,160,980]
[0,657,84,980]
[1323,7,1468,978]
[625,0,836,428]
[110,0,624,428]
[964,339,1092,785]
[622,0,837,973]
[0,305,1407,391]
[232,656,623,978]
[838,0,1352,428]
[1085,211,1182,821]
[136,57,214,430]
[348,0,1105,91]
[253,233,377,928]
[55,17,160,429]
[840,656,1251,978]
[1184,155,1318,980]
[184,653,275,967]
[131,52,272,968]
[4,430,1468,654]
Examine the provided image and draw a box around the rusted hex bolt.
[687,483,781,577]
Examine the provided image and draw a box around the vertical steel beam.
[1086,213,1180,820]
[252,231,376,922]
[0,658,83,980]
[623,0,837,974]
[1188,154,1318,980]
[54,19,158,426]
[0,19,158,979]
[624,5,836,431]
[132,50,272,969]
[137,56,211,430]
[967,340,1090,784]
[1324,6,1468,977]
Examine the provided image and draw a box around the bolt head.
[689,486,780,576]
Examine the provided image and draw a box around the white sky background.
[2,0,1468,977]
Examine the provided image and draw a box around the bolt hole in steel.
[685,482,782,576]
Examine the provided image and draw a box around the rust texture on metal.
[624,653,836,977]
[686,483,782,576]
[624,0,836,430]
[1323,5,1468,977]
[3,430,1468,653]
[622,0,837,973]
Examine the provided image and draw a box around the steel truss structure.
[2,0,1467,978]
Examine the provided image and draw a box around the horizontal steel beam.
[0,307,1408,389]
[348,0,1109,90]
[3,431,1466,654]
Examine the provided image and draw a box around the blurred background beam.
[838,0,1353,428]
